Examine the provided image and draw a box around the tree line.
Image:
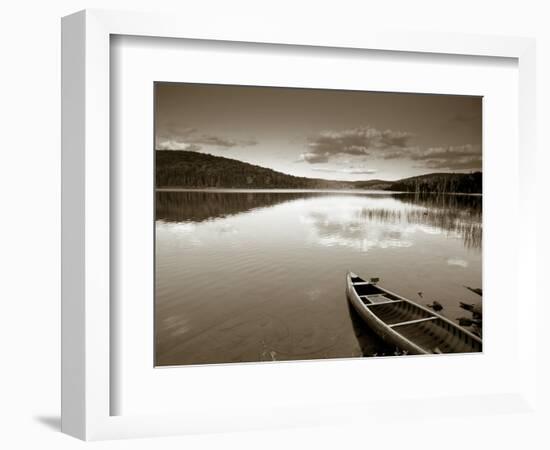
[156,150,482,193]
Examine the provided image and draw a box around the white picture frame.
[61,9,538,441]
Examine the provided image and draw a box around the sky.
[155,83,482,181]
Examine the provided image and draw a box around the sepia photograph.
[154,83,483,367]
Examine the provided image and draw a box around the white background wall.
[0,1,548,448]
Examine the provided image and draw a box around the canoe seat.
[365,294,394,304]
[353,283,401,299]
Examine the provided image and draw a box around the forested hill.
[156,150,481,193]
[387,172,482,194]
[156,150,379,189]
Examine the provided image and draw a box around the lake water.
[155,190,482,366]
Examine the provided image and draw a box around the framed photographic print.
[153,83,483,367]
[62,9,538,441]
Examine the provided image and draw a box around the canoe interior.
[369,302,480,353]
[394,319,481,353]
[349,275,482,354]
[367,301,432,325]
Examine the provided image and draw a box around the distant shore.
[156,187,482,196]
[156,150,482,194]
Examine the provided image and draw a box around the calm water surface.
[155,190,482,366]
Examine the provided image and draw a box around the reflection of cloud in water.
[393,194,482,249]
[157,221,196,233]
[414,225,441,235]
[313,220,413,252]
[317,234,413,252]
[157,221,203,247]
[447,258,469,268]
[298,215,317,225]
[302,195,481,252]
[304,204,415,252]
[157,191,481,250]
[216,224,238,234]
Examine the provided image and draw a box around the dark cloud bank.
[299,126,481,171]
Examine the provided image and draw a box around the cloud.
[410,144,480,160]
[298,126,481,172]
[312,167,378,175]
[156,141,202,151]
[192,135,257,148]
[447,257,469,268]
[299,126,413,164]
[411,144,482,170]
[163,126,197,136]
[156,128,257,150]
[421,157,482,170]
[298,152,331,163]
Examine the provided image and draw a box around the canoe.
[346,272,482,355]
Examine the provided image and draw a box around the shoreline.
[156,187,483,196]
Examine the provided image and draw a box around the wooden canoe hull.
[346,280,427,355]
[346,272,482,355]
